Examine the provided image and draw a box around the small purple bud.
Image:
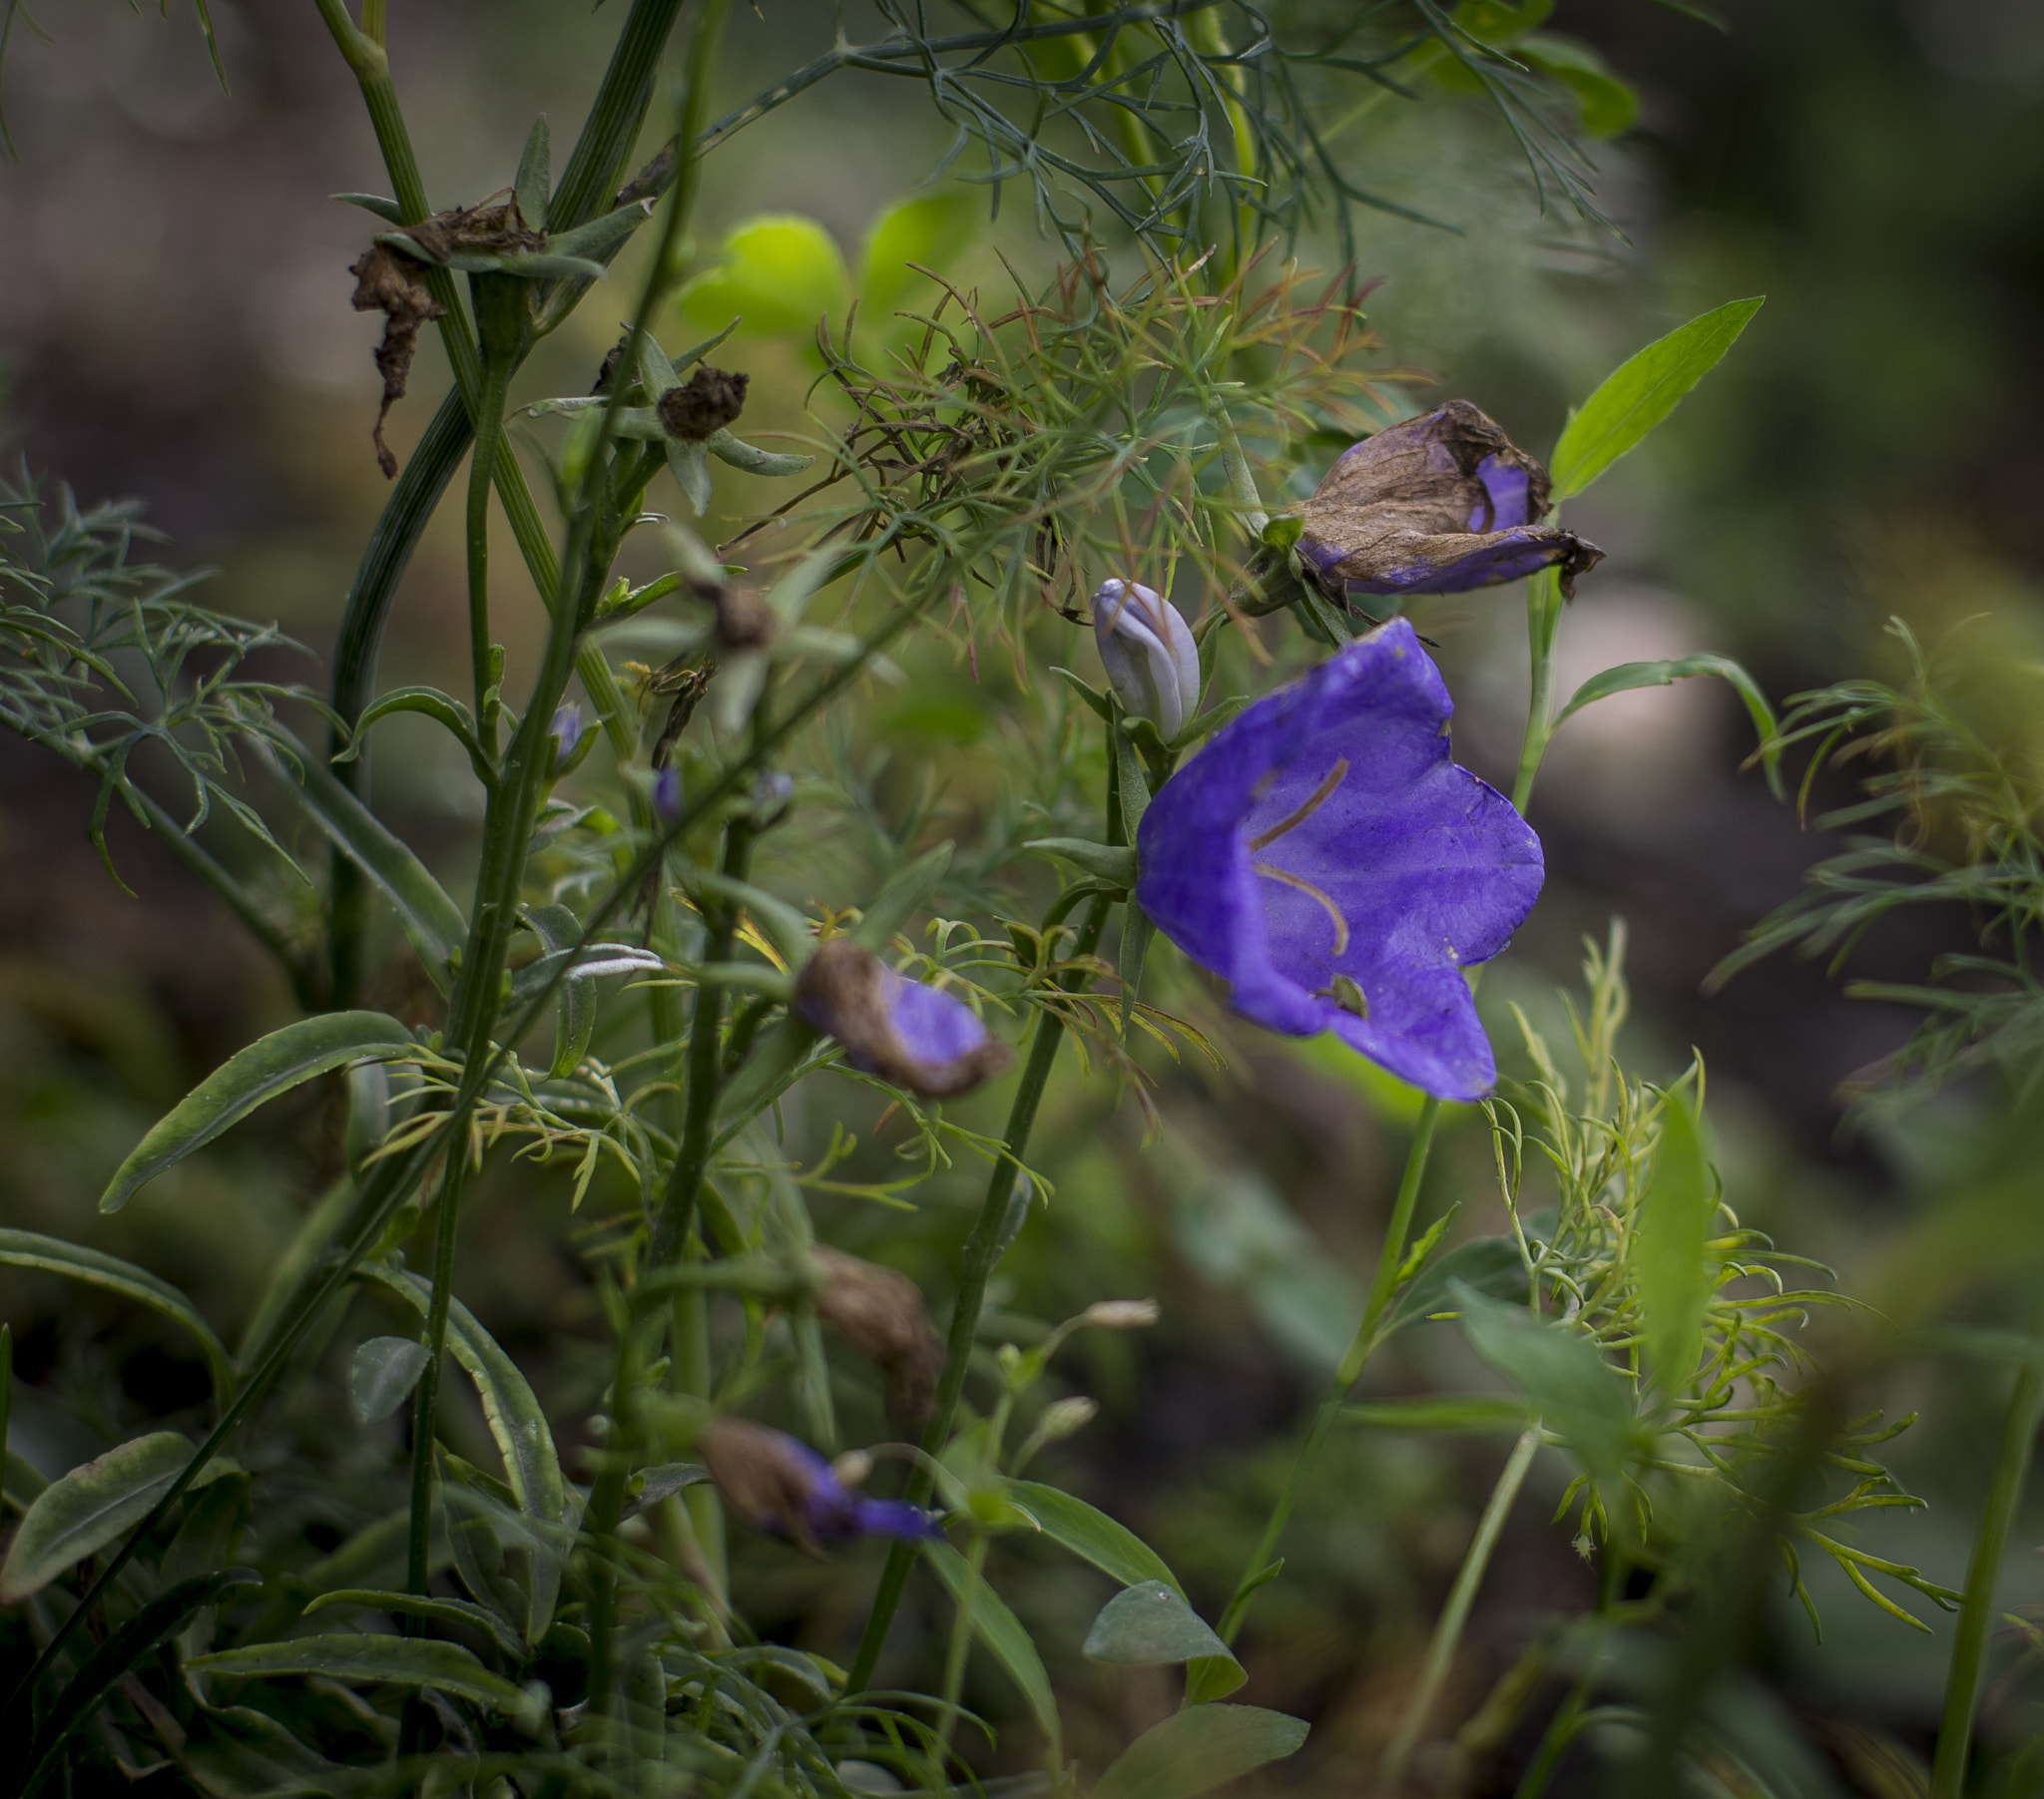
[653,763,682,820]
[1093,579,1201,738]
[750,769,795,815]
[549,701,583,771]
[700,1416,942,1554]
[793,939,1011,1100]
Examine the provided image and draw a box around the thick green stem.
[1215,1095,1441,1648]
[1379,1424,1541,1793]
[465,350,513,722]
[1933,1303,2044,1798]
[845,895,1114,1694]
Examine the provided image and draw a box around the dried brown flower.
[809,1245,945,1421]
[658,366,751,441]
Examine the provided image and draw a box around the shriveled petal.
[793,940,1011,1099]
[1134,619,1542,1102]
[1298,400,1603,601]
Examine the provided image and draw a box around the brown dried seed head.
[659,366,751,441]
[810,1245,945,1421]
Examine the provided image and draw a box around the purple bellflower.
[1134,619,1542,1103]
[1094,578,1201,738]
[793,939,1011,1099]
[701,1416,942,1554]
[1296,401,1603,604]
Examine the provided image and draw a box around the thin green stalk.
[465,349,513,722]
[1215,1095,1441,1648]
[1933,1305,2044,1798]
[935,1529,991,1762]
[1380,1424,1541,1793]
[1515,1550,1626,1799]
[845,894,1114,1695]
[1511,568,1564,815]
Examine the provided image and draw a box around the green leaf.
[100,1012,416,1213]
[1084,1579,1233,1667]
[1633,1091,1716,1398]
[177,1705,346,1799]
[356,1266,568,1640]
[349,1335,431,1425]
[333,191,405,224]
[341,684,496,785]
[188,1633,531,1715]
[1385,1235,1526,1334]
[1005,1482,1181,1589]
[0,1433,233,1601]
[269,745,468,986]
[1091,1705,1311,1799]
[1520,35,1638,137]
[1118,902,1157,1037]
[925,1541,1059,1745]
[716,1014,821,1127]
[668,437,712,515]
[694,873,815,971]
[513,116,550,229]
[1342,1395,1532,1432]
[544,201,655,265]
[1051,666,1114,723]
[20,1569,260,1796]
[0,1230,232,1396]
[1553,653,1783,797]
[1023,838,1138,888]
[1455,1286,1636,1491]
[851,842,955,952]
[704,428,815,477]
[1548,297,1764,500]
[677,214,849,339]
[858,193,979,325]
[302,1587,528,1660]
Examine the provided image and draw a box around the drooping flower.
[1134,619,1542,1102]
[793,939,1010,1099]
[808,1245,945,1421]
[1093,579,1202,738]
[1295,401,1603,603]
[700,1416,942,1552]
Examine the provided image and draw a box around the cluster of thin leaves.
[1487,929,1955,1633]
[0,464,322,885]
[1710,619,2044,1102]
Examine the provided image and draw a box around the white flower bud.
[1035,1396,1099,1443]
[1092,579,1201,739]
[1082,1298,1161,1330]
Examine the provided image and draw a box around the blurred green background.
[3,1,2043,1791]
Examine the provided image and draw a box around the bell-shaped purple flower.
[1296,401,1603,603]
[1134,619,1542,1102]
[701,1417,942,1553]
[793,939,1010,1099]
[1094,578,1202,738]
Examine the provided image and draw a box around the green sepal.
[1050,666,1114,722]
[333,192,405,224]
[513,116,550,229]
[1023,839,1138,888]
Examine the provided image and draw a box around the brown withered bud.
[714,587,778,651]
[809,1246,945,1422]
[792,939,1011,1101]
[659,366,751,441]
[348,244,447,479]
[699,1415,940,1555]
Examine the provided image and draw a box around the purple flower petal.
[794,940,1012,1099]
[1297,401,1603,603]
[1134,620,1542,1102]
[701,1418,944,1549]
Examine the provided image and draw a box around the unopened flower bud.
[1082,1298,1160,1331]
[549,701,583,771]
[794,939,1011,1101]
[1035,1396,1099,1443]
[715,587,777,651]
[658,365,750,441]
[830,1449,874,1489]
[653,763,682,820]
[1093,579,1201,739]
[750,769,795,817]
[809,1245,946,1421]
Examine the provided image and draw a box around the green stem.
[1933,1300,2044,1799]
[1511,569,1563,815]
[845,895,1114,1694]
[1514,1549,1625,1799]
[403,1152,470,1604]
[1216,1095,1441,1647]
[1380,1423,1541,1792]
[465,350,513,722]
[935,1529,992,1760]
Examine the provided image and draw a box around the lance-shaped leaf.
[1084,1579,1235,1669]
[1548,297,1765,500]
[267,744,468,986]
[1633,1091,1718,1399]
[357,1265,568,1640]
[349,1336,431,1426]
[0,1230,232,1395]
[1554,652,1783,797]
[513,116,549,229]
[1023,838,1138,889]
[851,842,954,952]
[340,683,497,785]
[189,1633,532,1715]
[925,1541,1059,1746]
[1,1433,237,1601]
[1455,1285,1637,1492]
[1006,1482,1178,1589]
[334,191,404,224]
[704,428,814,477]
[301,1587,527,1660]
[20,1569,261,1795]
[101,1012,416,1212]
[1092,1706,1310,1799]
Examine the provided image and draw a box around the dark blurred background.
[3,1,2042,1790]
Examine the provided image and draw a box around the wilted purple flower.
[700,1416,941,1554]
[652,763,682,820]
[1134,619,1542,1102]
[1093,578,1201,738]
[549,702,584,771]
[1296,401,1602,603]
[793,939,1010,1099]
